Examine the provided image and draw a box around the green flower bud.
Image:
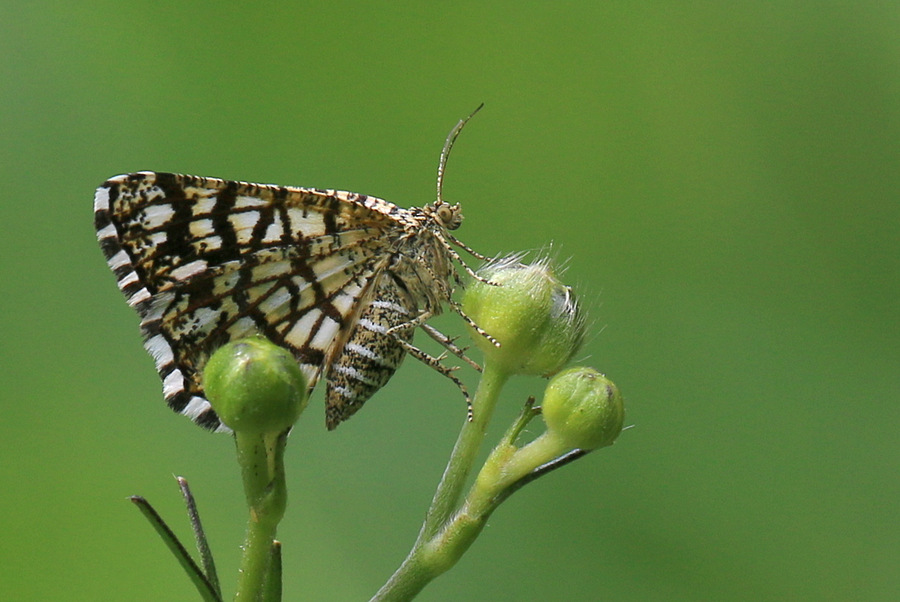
[204,336,308,433]
[463,257,586,376]
[541,367,624,451]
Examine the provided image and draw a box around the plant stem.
[236,508,280,601]
[421,361,508,539]
[234,430,288,601]
[371,361,509,601]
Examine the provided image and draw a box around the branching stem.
[371,361,509,601]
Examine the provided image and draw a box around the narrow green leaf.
[262,540,283,601]
[177,477,222,599]
[130,496,222,602]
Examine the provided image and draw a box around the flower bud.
[541,367,624,451]
[204,336,308,433]
[463,257,585,376]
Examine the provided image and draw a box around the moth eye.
[435,204,462,230]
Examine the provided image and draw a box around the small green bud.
[463,257,586,376]
[541,367,624,451]
[204,336,308,433]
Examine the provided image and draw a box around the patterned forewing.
[324,274,416,429]
[95,172,406,431]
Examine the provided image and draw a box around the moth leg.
[446,232,490,262]
[434,230,494,284]
[448,299,500,347]
[387,309,433,333]
[393,337,474,422]
[420,323,482,372]
[387,311,482,372]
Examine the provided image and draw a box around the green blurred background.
[2,2,897,600]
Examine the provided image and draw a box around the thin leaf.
[177,476,222,598]
[130,496,222,602]
[262,540,283,601]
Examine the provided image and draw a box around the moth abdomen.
[324,278,414,429]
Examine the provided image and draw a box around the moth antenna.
[436,103,484,205]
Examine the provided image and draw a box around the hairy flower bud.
[464,257,586,376]
[203,336,308,433]
[541,367,624,451]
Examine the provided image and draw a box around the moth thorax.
[395,237,454,308]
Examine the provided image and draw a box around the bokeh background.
[2,2,897,600]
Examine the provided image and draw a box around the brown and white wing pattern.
[94,171,414,432]
[324,272,417,429]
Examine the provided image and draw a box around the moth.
[94,108,492,432]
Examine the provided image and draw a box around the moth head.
[430,200,464,230]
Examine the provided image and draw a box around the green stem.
[237,511,279,601]
[421,361,509,538]
[467,431,569,516]
[374,426,580,601]
[234,430,288,601]
[371,509,490,602]
[371,361,509,601]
